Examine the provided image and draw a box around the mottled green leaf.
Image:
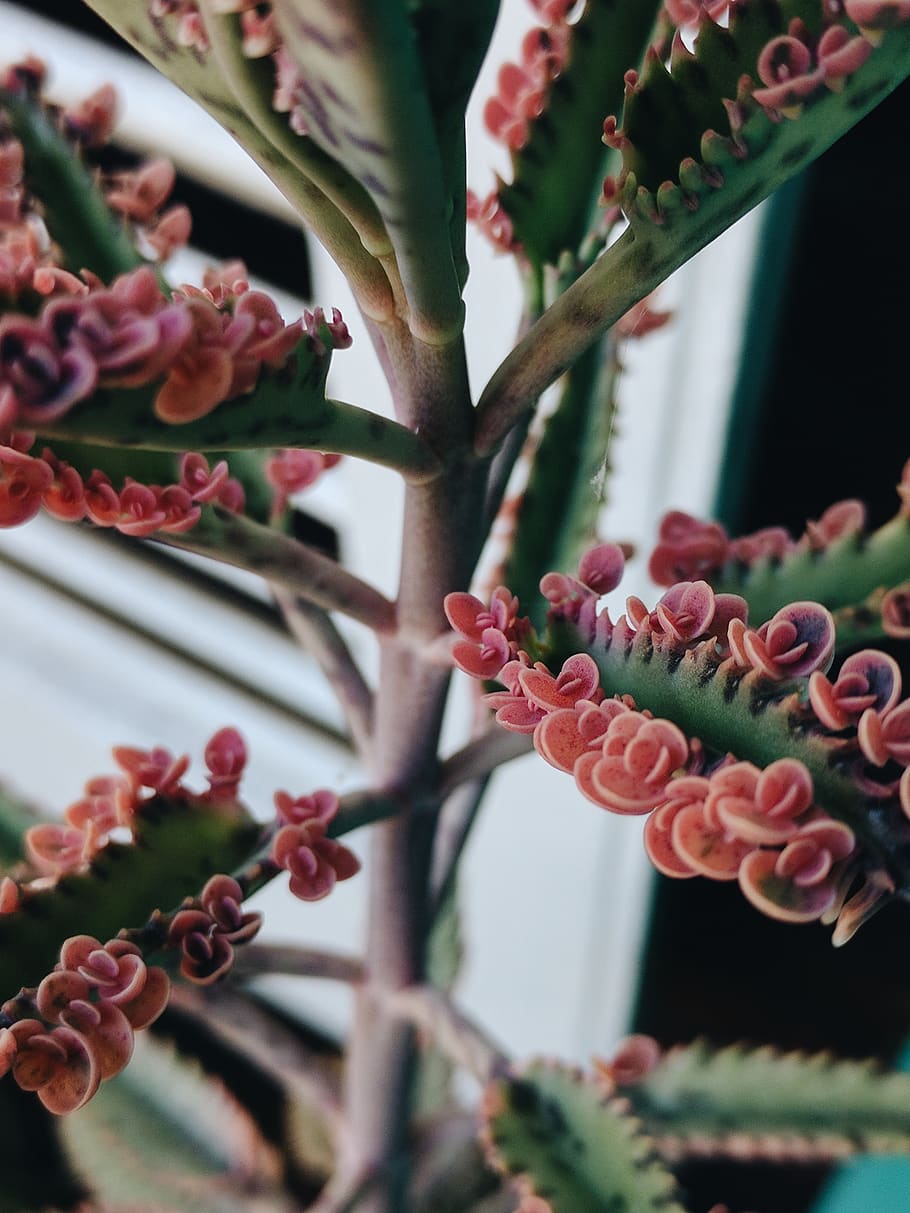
[625,1040,910,1161]
[499,0,662,266]
[0,795,260,998]
[272,0,463,338]
[1,86,145,285]
[60,1032,296,1212]
[502,333,618,630]
[482,1060,687,1212]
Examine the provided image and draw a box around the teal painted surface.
[811,1044,910,1212]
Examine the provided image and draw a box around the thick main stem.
[342,331,485,1212]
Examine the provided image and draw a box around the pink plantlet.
[808,649,902,730]
[44,270,194,387]
[643,779,703,878]
[179,451,230,503]
[62,83,118,146]
[25,821,99,877]
[534,697,631,773]
[112,743,190,796]
[214,475,245,512]
[199,873,262,944]
[1,56,46,97]
[8,1019,100,1114]
[662,775,754,880]
[816,23,873,88]
[518,652,602,713]
[664,0,731,24]
[574,712,689,815]
[104,158,176,223]
[739,818,856,923]
[59,936,144,1004]
[234,290,306,366]
[843,0,910,42]
[168,907,237,984]
[483,655,549,733]
[274,787,340,827]
[32,267,88,298]
[204,726,248,800]
[727,525,794,564]
[81,470,121,528]
[707,758,813,847]
[35,970,135,1081]
[271,821,361,903]
[265,447,336,516]
[831,869,895,945]
[144,204,192,260]
[115,480,168,537]
[240,7,279,58]
[650,580,718,645]
[446,586,527,679]
[153,298,236,424]
[271,45,309,133]
[730,601,835,680]
[0,137,24,188]
[63,791,122,841]
[58,999,134,1081]
[857,699,910,767]
[0,316,98,425]
[540,542,626,617]
[303,306,352,355]
[596,1033,663,1087]
[187,259,250,307]
[648,510,730,585]
[156,484,202,533]
[881,585,910,638]
[98,944,170,1030]
[616,295,673,339]
[801,498,866,549]
[0,445,53,527]
[0,876,20,913]
[466,189,518,253]
[529,0,575,21]
[753,30,821,119]
[482,9,570,153]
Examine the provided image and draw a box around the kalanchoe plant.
[0,1,909,1210]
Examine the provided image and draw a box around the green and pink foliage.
[0,0,909,1210]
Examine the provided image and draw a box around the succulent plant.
[1,2,909,1210]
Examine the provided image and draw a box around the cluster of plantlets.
[0,0,909,1210]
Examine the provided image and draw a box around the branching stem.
[273,589,375,759]
[154,509,397,633]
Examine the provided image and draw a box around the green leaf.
[624,1041,910,1161]
[60,1032,297,1212]
[45,439,276,526]
[476,16,910,454]
[710,516,910,624]
[79,0,385,246]
[502,332,618,631]
[34,338,440,481]
[542,615,910,896]
[498,0,662,267]
[411,0,499,288]
[481,1060,687,1213]
[1,86,145,285]
[0,794,260,998]
[271,0,463,339]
